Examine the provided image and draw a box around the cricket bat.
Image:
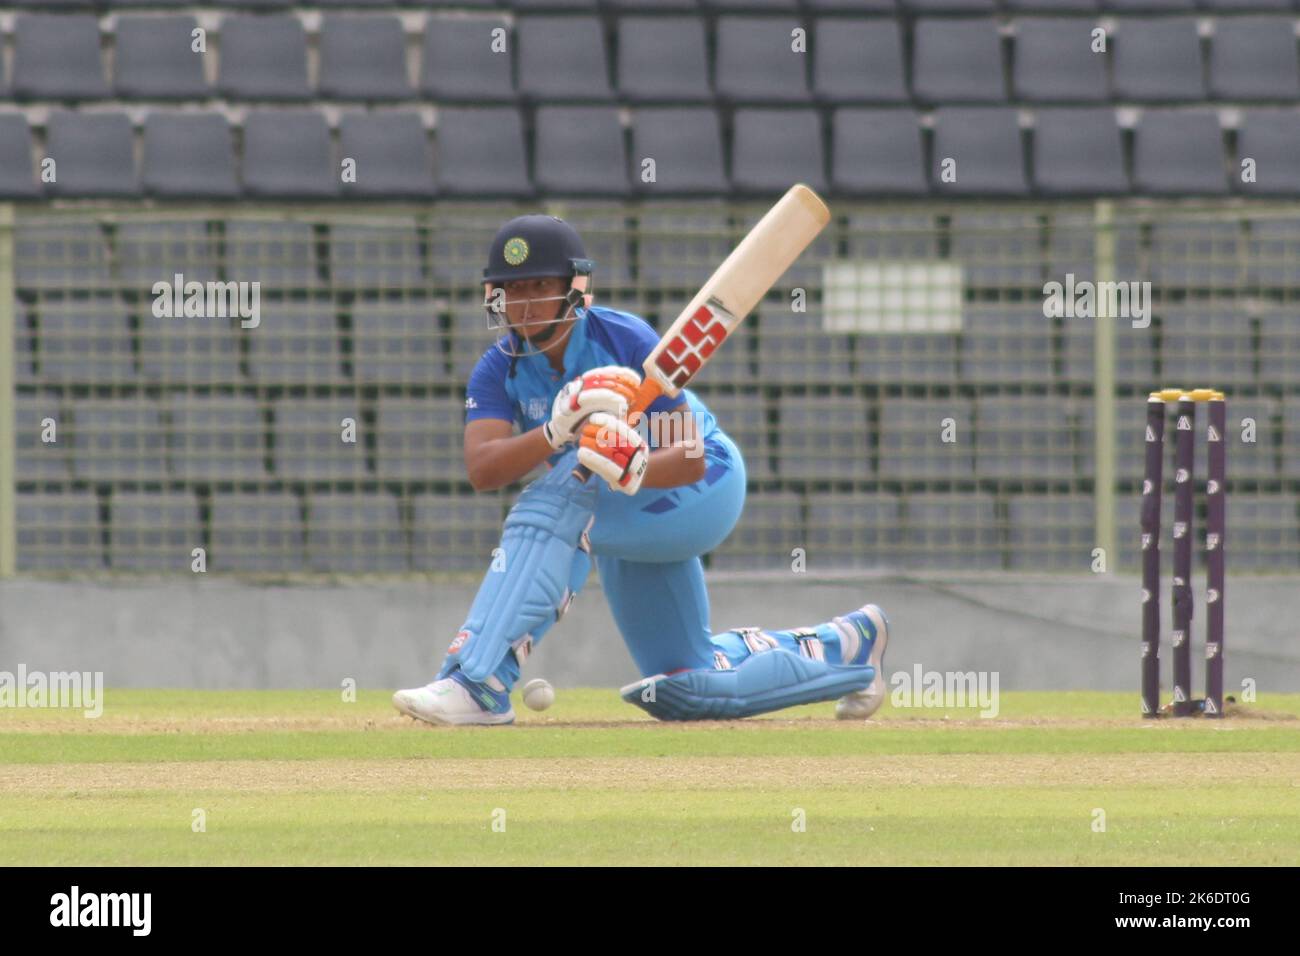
[574,183,832,481]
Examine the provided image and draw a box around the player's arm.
[640,400,706,489]
[464,418,555,492]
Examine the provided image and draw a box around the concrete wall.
[1,571,1298,695]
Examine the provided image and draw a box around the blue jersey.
[464,305,723,461]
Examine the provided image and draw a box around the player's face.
[499,276,570,342]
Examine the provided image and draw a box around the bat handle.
[569,378,665,482]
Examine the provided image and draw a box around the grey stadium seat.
[319,16,412,101]
[775,395,869,481]
[555,206,634,285]
[14,303,36,386]
[932,109,1027,196]
[1209,17,1300,100]
[70,398,166,482]
[37,297,135,386]
[900,0,996,9]
[225,221,320,289]
[1033,108,1128,195]
[17,491,103,573]
[210,492,306,574]
[1220,494,1300,571]
[273,400,368,482]
[877,398,975,481]
[731,109,827,195]
[376,397,466,481]
[14,224,111,291]
[757,311,852,385]
[606,0,701,8]
[1112,18,1205,101]
[412,495,507,574]
[116,220,219,286]
[1103,0,1194,9]
[635,203,733,286]
[617,17,712,103]
[832,109,927,195]
[1007,496,1094,571]
[213,0,293,7]
[1013,18,1110,103]
[1236,111,1300,197]
[1148,221,1241,286]
[517,16,614,101]
[330,223,425,288]
[807,492,904,570]
[352,300,444,386]
[110,492,202,573]
[241,111,338,198]
[1065,319,1156,386]
[142,114,239,199]
[1214,397,1277,480]
[1159,310,1253,388]
[901,494,1001,571]
[339,113,434,199]
[534,107,629,196]
[15,392,69,481]
[1133,110,1228,195]
[912,19,1005,104]
[629,109,727,195]
[435,108,533,198]
[961,306,1055,384]
[1261,316,1300,384]
[1198,0,1290,8]
[813,19,907,104]
[515,0,599,7]
[856,332,959,386]
[715,17,811,104]
[974,396,1077,481]
[168,394,267,482]
[845,211,939,259]
[1283,397,1300,474]
[217,15,310,101]
[114,16,209,99]
[307,493,407,574]
[806,0,895,9]
[139,313,242,387]
[247,301,344,385]
[44,113,139,198]
[1247,219,1300,288]
[708,491,804,572]
[0,115,39,198]
[695,391,772,481]
[12,14,109,100]
[420,16,515,102]
[1005,0,1098,9]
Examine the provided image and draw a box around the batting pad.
[620,649,874,721]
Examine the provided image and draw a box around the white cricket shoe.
[392,675,515,726]
[834,603,891,720]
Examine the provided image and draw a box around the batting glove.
[578,411,649,495]
[543,365,642,450]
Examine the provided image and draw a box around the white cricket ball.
[522,678,555,712]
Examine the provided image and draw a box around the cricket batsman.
[392,214,889,725]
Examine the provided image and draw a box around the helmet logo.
[503,237,530,266]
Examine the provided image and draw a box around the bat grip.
[570,378,665,483]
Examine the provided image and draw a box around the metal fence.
[2,200,1299,578]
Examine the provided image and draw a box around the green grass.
[1,690,1297,865]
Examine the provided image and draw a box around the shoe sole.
[836,604,890,720]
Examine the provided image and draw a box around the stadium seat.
[352,299,446,386]
[70,397,166,481]
[534,107,629,196]
[636,203,732,287]
[555,206,635,285]
[1282,397,1300,473]
[1209,17,1299,100]
[306,493,407,574]
[832,109,927,195]
[37,297,136,386]
[14,392,69,481]
[1197,0,1290,8]
[210,492,306,573]
[319,15,412,101]
[273,399,369,482]
[44,113,139,198]
[434,108,533,198]
[224,221,321,289]
[1013,18,1110,103]
[217,15,310,101]
[912,19,1006,104]
[629,109,728,196]
[420,15,515,102]
[329,223,425,288]
[13,304,37,387]
[807,492,905,569]
[695,391,773,481]
[1065,318,1157,386]
[12,14,109,100]
[1006,496,1094,571]
[142,114,240,199]
[974,395,1077,481]
[16,491,103,572]
[14,224,112,291]
[856,333,960,386]
[1215,494,1300,571]
[813,18,907,104]
[703,0,800,10]
[114,16,209,99]
[731,109,827,195]
[775,395,869,481]
[931,109,1028,196]
[1005,0,1098,9]
[0,115,39,198]
[877,398,975,482]
[411,495,507,573]
[1148,221,1241,286]
[961,306,1055,385]
[1133,110,1228,195]
[1236,111,1300,197]
[376,397,466,481]
[606,0,700,9]
[757,311,853,385]
[1260,316,1300,384]
[1112,18,1205,101]
[1103,0,1194,9]
[844,211,939,259]
[1159,309,1253,387]
[517,16,614,101]
[1214,396,1277,479]
[715,17,812,104]
[109,492,203,573]
[1032,108,1129,196]
[241,111,338,198]
[901,494,1002,570]
[246,300,345,385]
[139,316,242,387]
[949,211,1041,285]
[168,394,267,482]
[707,491,803,571]
[617,17,712,102]
[117,221,219,287]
